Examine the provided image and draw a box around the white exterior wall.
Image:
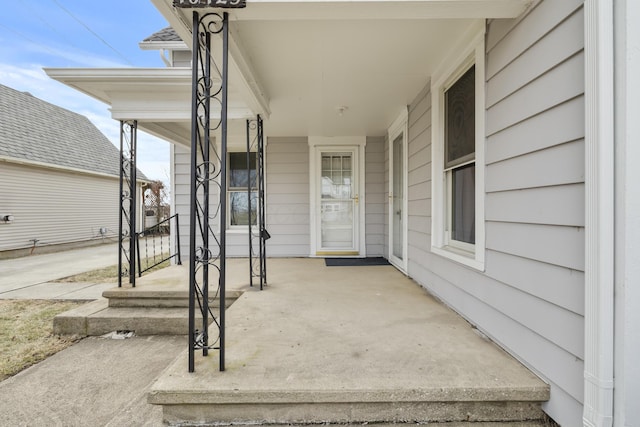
[365,136,385,257]
[172,50,191,67]
[172,144,191,259]
[265,137,310,257]
[173,135,385,259]
[0,161,124,253]
[405,1,586,425]
[174,137,313,259]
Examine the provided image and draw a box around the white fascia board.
[44,67,193,86]
[138,41,188,51]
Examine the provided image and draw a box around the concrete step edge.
[103,289,244,300]
[159,400,547,424]
[148,385,550,405]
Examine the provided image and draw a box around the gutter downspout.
[160,49,172,67]
[584,0,615,425]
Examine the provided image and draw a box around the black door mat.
[324,257,391,267]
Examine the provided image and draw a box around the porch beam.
[151,0,271,119]
[238,1,533,20]
[154,0,533,22]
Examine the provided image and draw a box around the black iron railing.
[136,214,182,276]
[247,115,268,290]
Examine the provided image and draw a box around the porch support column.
[188,11,228,373]
[584,0,614,425]
[118,120,137,287]
[247,115,268,290]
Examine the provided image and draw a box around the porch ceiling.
[152,0,532,138]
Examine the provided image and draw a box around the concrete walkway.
[0,335,183,427]
[0,243,119,300]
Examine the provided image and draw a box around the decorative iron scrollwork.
[188,11,229,373]
[246,115,268,290]
[118,120,137,287]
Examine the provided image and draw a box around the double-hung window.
[445,65,476,248]
[228,152,257,228]
[431,25,485,270]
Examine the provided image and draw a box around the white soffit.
[44,67,253,147]
[44,68,192,104]
[44,67,252,120]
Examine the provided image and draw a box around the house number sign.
[174,0,246,8]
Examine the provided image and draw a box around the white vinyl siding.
[407,84,432,275]
[405,2,585,426]
[172,144,191,259]
[266,137,309,257]
[483,6,586,422]
[171,50,192,68]
[0,161,128,253]
[365,136,385,257]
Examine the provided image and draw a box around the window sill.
[431,245,485,271]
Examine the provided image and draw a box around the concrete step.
[150,368,550,425]
[54,299,221,336]
[103,287,241,308]
[161,423,552,427]
[86,306,218,336]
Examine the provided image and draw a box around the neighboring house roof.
[139,27,187,51]
[143,27,182,42]
[0,83,146,180]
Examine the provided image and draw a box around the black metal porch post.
[118,120,137,287]
[187,10,228,373]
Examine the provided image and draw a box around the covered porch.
[154,260,549,424]
[83,257,550,424]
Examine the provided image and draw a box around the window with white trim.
[228,152,257,228]
[431,28,485,270]
[445,65,476,248]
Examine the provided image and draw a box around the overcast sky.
[0,1,173,184]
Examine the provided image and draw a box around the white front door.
[318,148,358,254]
[310,138,366,257]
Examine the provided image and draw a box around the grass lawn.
[0,300,82,381]
[51,256,171,284]
[1,259,172,382]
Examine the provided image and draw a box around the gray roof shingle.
[142,27,182,43]
[0,83,146,179]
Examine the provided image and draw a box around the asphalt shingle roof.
[0,83,144,179]
[142,27,182,43]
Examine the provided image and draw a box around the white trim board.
[583,0,615,426]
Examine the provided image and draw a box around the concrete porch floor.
[148,257,549,425]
